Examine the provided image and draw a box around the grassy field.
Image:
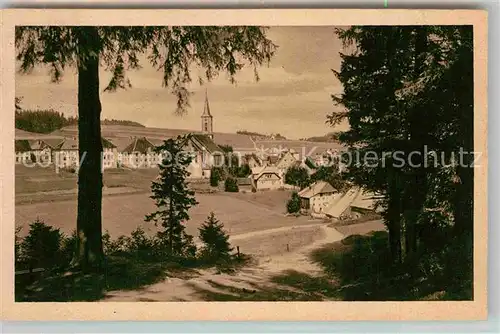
[15,163,319,244]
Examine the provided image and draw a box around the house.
[289,158,315,177]
[298,181,338,216]
[243,154,262,168]
[119,136,159,168]
[276,150,297,176]
[266,155,280,166]
[14,140,32,164]
[183,134,224,179]
[15,128,65,165]
[348,190,383,219]
[323,187,382,220]
[101,137,118,169]
[236,177,254,192]
[252,166,282,190]
[54,138,79,169]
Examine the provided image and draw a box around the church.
[184,90,224,179]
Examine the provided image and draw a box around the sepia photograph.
[1,9,488,321]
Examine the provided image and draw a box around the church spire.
[201,88,212,117]
[201,88,213,134]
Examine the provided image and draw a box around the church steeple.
[201,89,213,134]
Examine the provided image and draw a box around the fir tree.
[198,212,233,263]
[209,167,220,187]
[145,135,198,256]
[224,177,239,192]
[286,192,301,214]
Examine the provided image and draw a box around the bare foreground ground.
[15,165,385,301]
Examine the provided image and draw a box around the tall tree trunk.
[452,27,474,238]
[384,29,403,265]
[402,27,429,262]
[387,167,402,264]
[73,27,104,270]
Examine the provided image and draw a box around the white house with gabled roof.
[298,180,338,215]
[251,166,283,190]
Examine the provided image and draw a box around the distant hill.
[55,125,344,154]
[236,130,287,140]
[15,109,145,134]
[101,119,145,127]
[301,132,341,143]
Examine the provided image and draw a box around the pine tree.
[286,192,301,214]
[209,167,220,187]
[145,135,199,257]
[224,177,239,192]
[198,212,233,263]
[329,26,473,264]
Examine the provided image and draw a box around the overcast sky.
[15,26,350,139]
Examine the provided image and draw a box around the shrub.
[179,231,197,259]
[102,230,129,255]
[224,177,239,192]
[286,192,301,214]
[20,218,63,269]
[60,230,78,265]
[198,212,233,264]
[210,167,220,187]
[15,226,23,264]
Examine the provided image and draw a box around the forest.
[15,97,145,133]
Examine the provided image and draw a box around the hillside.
[15,108,145,134]
[301,132,341,143]
[53,125,344,154]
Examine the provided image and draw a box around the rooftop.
[298,181,337,199]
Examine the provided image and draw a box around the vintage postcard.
[1,9,488,321]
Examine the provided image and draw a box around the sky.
[15,26,350,140]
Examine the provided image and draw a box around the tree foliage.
[209,166,221,187]
[19,218,63,269]
[198,212,233,263]
[15,109,77,134]
[329,25,473,286]
[16,26,276,114]
[284,165,310,188]
[145,135,199,256]
[224,177,239,192]
[286,191,301,214]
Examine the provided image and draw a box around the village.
[15,92,381,224]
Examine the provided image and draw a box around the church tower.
[201,89,213,135]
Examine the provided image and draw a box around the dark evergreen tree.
[224,177,239,192]
[209,167,220,187]
[145,135,199,256]
[20,219,63,269]
[16,26,276,270]
[329,26,473,265]
[198,212,233,262]
[286,192,301,214]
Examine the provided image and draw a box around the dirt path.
[103,223,344,302]
[256,224,343,275]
